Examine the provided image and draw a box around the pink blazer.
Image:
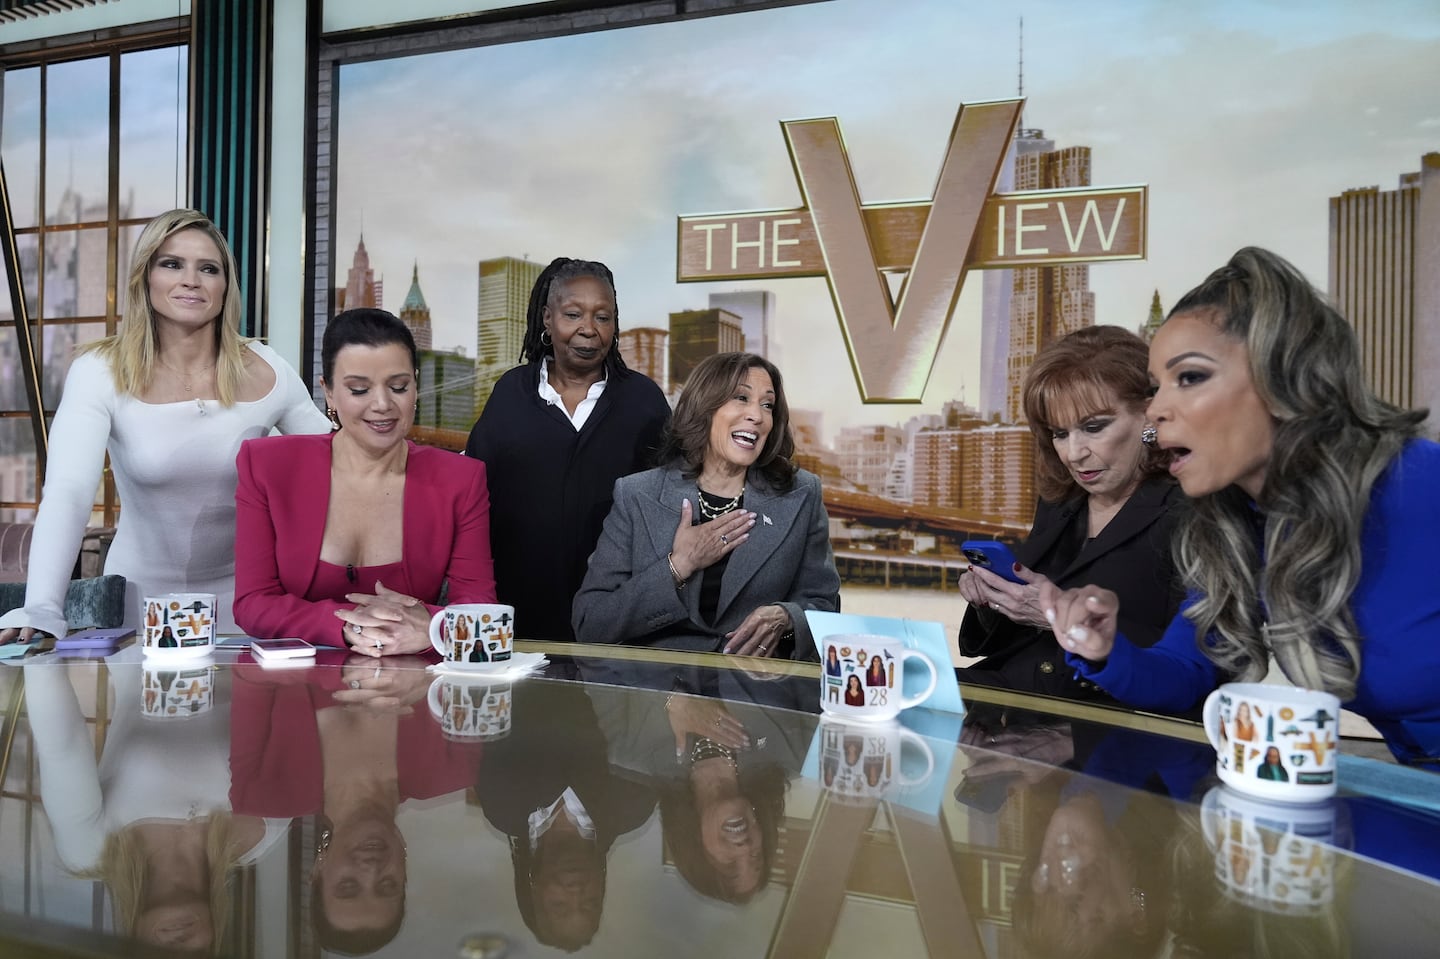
[234,433,496,645]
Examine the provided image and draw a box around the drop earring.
[326,406,341,431]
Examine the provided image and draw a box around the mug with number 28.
[820,633,937,722]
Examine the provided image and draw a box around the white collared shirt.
[527,786,598,852]
[538,357,607,430]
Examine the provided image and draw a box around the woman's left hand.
[963,563,1055,630]
[331,654,433,711]
[335,581,432,657]
[723,604,791,658]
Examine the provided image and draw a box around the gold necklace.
[697,485,744,519]
[156,356,216,394]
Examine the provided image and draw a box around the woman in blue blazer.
[572,352,839,660]
[1045,248,1440,766]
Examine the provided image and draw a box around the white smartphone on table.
[250,638,316,660]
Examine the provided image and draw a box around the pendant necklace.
[157,356,216,394]
[697,485,744,519]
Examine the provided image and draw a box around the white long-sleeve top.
[24,650,287,872]
[0,342,330,638]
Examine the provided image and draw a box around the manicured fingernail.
[1012,562,1022,572]
[1068,625,1086,641]
[1044,608,1055,624]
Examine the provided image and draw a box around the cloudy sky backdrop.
[335,0,1440,439]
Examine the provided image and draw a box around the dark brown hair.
[657,352,797,491]
[1022,325,1167,502]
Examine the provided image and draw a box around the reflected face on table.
[316,818,406,934]
[323,342,418,455]
[531,830,605,950]
[1028,795,1136,946]
[135,900,213,953]
[701,794,763,899]
[704,367,774,477]
[544,275,616,382]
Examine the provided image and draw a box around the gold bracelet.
[667,552,688,590]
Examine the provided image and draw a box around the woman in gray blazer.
[572,352,839,660]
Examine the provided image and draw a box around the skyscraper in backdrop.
[1004,132,1095,423]
[1329,153,1440,414]
[475,256,543,415]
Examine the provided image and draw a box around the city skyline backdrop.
[333,0,1440,444]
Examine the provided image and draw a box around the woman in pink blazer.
[234,309,496,654]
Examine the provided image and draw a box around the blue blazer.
[572,465,840,658]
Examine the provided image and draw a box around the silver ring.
[720,534,728,545]
[349,679,362,690]
[374,640,383,650]
[758,644,768,652]
[351,623,363,635]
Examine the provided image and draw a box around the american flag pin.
[762,514,773,525]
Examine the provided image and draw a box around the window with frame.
[0,42,187,527]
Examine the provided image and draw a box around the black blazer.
[957,476,1185,700]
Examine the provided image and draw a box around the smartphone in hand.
[961,540,1026,585]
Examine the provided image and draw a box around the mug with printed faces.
[141,593,217,657]
[428,603,515,668]
[1202,682,1341,802]
[428,676,512,742]
[817,716,935,804]
[819,634,938,722]
[141,662,214,720]
[1202,785,1348,914]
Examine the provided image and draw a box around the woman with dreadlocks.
[465,258,670,641]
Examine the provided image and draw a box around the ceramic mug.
[1201,785,1347,914]
[1202,682,1340,802]
[141,662,214,719]
[141,593,217,657]
[818,716,934,804]
[428,604,515,666]
[427,676,512,742]
[819,633,937,722]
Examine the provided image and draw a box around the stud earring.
[1141,425,1157,446]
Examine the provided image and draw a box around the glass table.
[0,639,1435,957]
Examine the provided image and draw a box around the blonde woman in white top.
[0,209,329,640]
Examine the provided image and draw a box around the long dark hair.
[656,352,797,491]
[519,257,630,380]
[1166,247,1426,697]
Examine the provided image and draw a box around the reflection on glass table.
[0,640,1435,957]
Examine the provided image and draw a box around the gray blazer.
[572,466,840,658]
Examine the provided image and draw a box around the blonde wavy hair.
[1165,247,1426,698]
[81,208,252,405]
[81,814,244,955]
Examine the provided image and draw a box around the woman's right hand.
[1037,581,1119,662]
[669,499,756,581]
[960,563,1054,630]
[666,692,750,751]
[0,626,36,646]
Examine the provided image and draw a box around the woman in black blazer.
[957,326,1185,703]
